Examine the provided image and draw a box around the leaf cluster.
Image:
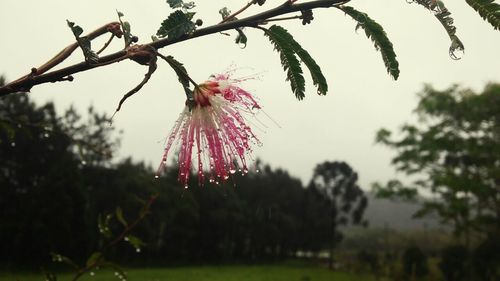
[374,83,500,238]
[263,25,327,100]
[341,6,400,80]
[466,0,500,30]
[157,10,196,40]
[407,0,464,59]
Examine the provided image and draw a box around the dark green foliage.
[157,11,196,40]
[235,28,248,48]
[0,93,359,266]
[466,0,500,30]
[439,245,469,281]
[268,25,328,96]
[308,161,368,268]
[375,83,500,239]
[472,237,500,280]
[340,6,399,80]
[263,26,305,100]
[162,55,191,97]
[402,246,429,279]
[406,0,464,59]
[263,24,328,99]
[66,20,99,63]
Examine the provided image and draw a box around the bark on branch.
[0,0,348,97]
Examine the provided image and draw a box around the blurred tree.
[374,83,500,243]
[0,92,88,265]
[402,246,428,280]
[439,245,469,281]
[308,161,368,268]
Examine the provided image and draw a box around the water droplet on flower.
[184,184,189,189]
[155,175,159,179]
[223,175,229,180]
[229,169,236,174]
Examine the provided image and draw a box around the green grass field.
[1,264,375,281]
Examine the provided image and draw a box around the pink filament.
[156,73,261,186]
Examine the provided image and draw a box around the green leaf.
[219,7,231,19]
[268,25,328,96]
[406,0,465,59]
[157,10,196,39]
[125,235,146,250]
[101,261,128,280]
[235,28,248,48]
[466,0,500,30]
[50,252,79,269]
[86,251,103,268]
[115,207,127,226]
[167,0,195,10]
[161,55,191,96]
[117,11,134,46]
[97,213,113,239]
[66,20,99,63]
[263,26,306,100]
[340,6,400,80]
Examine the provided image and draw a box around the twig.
[70,194,159,281]
[264,15,301,23]
[96,34,115,55]
[112,54,157,116]
[220,1,254,24]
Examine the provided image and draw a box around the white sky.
[1,0,499,188]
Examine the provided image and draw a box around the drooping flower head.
[156,71,262,186]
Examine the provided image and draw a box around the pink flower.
[156,72,262,187]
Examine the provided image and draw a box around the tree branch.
[0,0,348,97]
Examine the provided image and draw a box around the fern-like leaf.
[406,0,464,59]
[157,10,196,39]
[263,27,306,100]
[340,6,400,80]
[466,0,500,30]
[164,55,191,89]
[268,25,328,96]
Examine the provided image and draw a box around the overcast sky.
[1,0,499,188]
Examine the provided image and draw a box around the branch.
[0,0,348,97]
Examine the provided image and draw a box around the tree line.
[0,89,366,268]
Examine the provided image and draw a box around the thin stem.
[96,34,115,55]
[264,15,301,23]
[220,1,254,24]
[71,194,158,281]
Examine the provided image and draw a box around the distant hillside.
[359,192,444,231]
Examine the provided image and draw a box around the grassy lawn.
[1,264,375,281]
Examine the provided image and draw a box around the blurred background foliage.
[1,78,499,281]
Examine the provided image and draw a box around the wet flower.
[156,72,262,186]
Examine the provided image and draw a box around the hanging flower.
[156,72,262,187]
